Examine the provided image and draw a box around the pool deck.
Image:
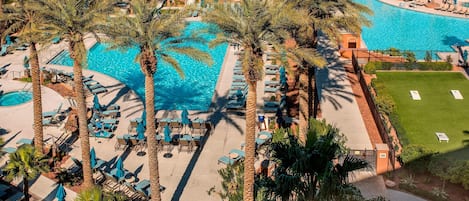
[0,5,458,198]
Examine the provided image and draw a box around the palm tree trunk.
[298,68,308,144]
[30,42,43,152]
[23,176,29,201]
[145,73,162,201]
[243,81,257,201]
[70,41,93,189]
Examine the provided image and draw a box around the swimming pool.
[0,91,33,106]
[49,22,228,111]
[355,0,469,58]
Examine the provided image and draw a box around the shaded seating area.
[218,149,245,165]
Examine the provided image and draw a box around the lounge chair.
[91,87,108,94]
[263,101,279,113]
[102,109,120,117]
[265,69,277,75]
[264,86,280,93]
[0,63,11,75]
[265,80,280,87]
[0,45,8,56]
[409,90,421,100]
[88,83,105,90]
[265,64,280,70]
[52,36,61,44]
[16,138,33,146]
[232,75,246,82]
[217,156,237,165]
[450,89,463,99]
[2,147,16,154]
[435,132,449,142]
[94,130,114,138]
[42,103,63,118]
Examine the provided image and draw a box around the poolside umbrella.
[136,122,145,140]
[90,147,97,169]
[115,157,125,180]
[141,110,147,127]
[164,125,172,143]
[279,66,286,85]
[236,89,243,99]
[55,183,66,201]
[23,56,29,68]
[93,95,101,111]
[181,109,190,133]
[5,35,11,45]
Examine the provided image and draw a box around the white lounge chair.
[410,90,421,100]
[435,132,449,143]
[450,90,463,99]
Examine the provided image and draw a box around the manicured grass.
[376,72,469,158]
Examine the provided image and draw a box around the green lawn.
[376,72,469,158]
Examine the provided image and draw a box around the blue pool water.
[0,91,33,106]
[354,0,469,58]
[49,22,228,111]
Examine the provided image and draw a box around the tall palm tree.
[0,0,53,153]
[3,145,49,201]
[261,119,369,201]
[35,0,113,189]
[105,1,212,200]
[286,0,372,143]
[203,1,304,200]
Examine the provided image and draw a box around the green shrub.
[447,160,469,190]
[431,187,449,200]
[404,51,416,63]
[400,144,435,173]
[388,48,402,56]
[427,156,452,181]
[418,62,452,71]
[364,61,377,74]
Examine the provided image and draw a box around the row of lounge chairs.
[84,75,108,94]
[435,3,469,15]
[226,60,248,110]
[90,156,165,200]
[88,105,121,138]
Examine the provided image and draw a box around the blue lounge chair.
[229,149,245,158]
[226,98,246,110]
[16,138,33,145]
[52,36,61,44]
[265,80,280,87]
[218,156,236,165]
[88,83,105,90]
[264,87,279,93]
[102,109,120,117]
[0,63,11,75]
[42,103,63,118]
[265,69,277,75]
[0,45,8,56]
[91,87,107,94]
[2,147,16,154]
[231,82,246,87]
[232,75,245,82]
[94,130,114,138]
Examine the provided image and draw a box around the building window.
[348,38,357,48]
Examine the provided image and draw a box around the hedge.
[364,61,452,74]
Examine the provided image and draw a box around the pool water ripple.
[355,0,469,58]
[49,22,228,111]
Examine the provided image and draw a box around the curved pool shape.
[0,91,33,106]
[355,0,469,58]
[49,22,228,111]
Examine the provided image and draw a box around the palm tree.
[3,145,49,201]
[0,0,53,153]
[35,0,113,189]
[105,1,212,200]
[203,1,301,200]
[286,0,372,143]
[261,119,369,200]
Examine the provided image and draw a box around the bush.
[404,51,416,63]
[447,160,469,190]
[400,183,448,201]
[400,144,435,173]
[364,61,451,72]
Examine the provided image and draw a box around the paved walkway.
[317,37,374,151]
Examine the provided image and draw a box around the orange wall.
[339,33,362,58]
